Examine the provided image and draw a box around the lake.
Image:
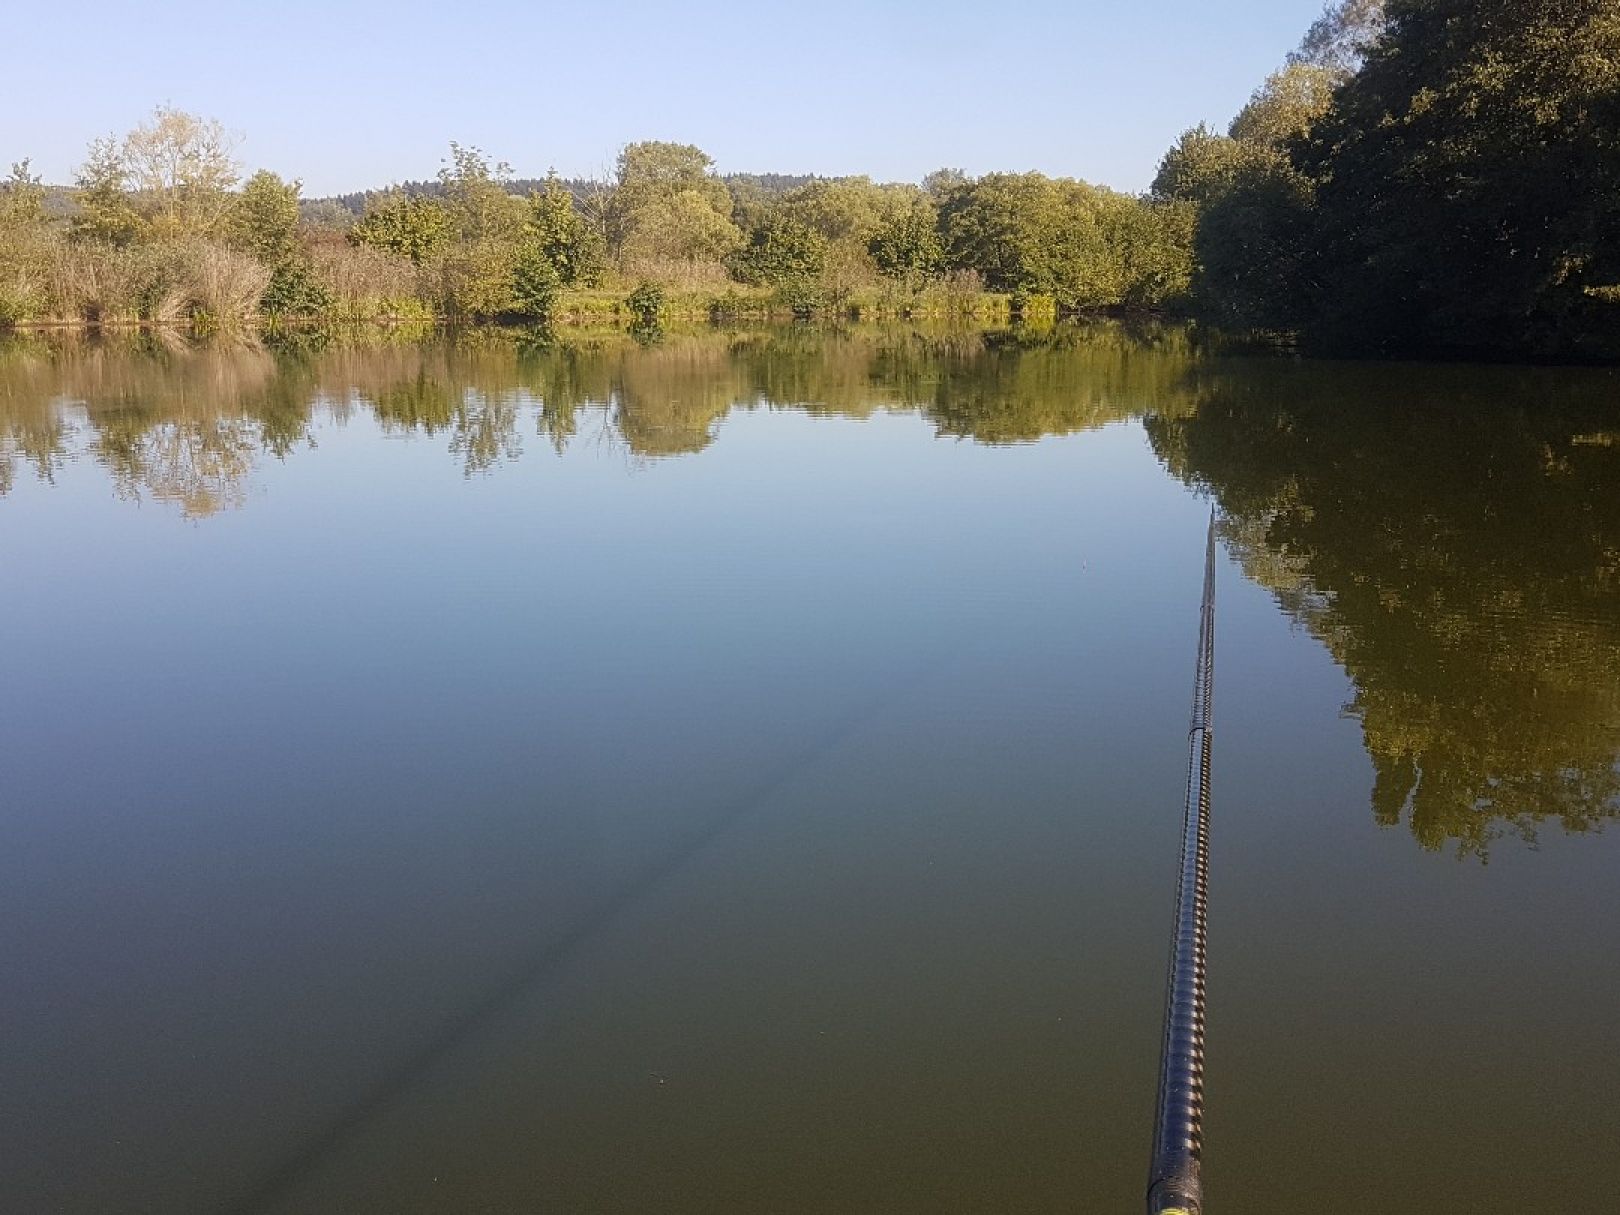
[2,323,1617,1214]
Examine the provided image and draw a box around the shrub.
[729,216,827,286]
[626,280,665,328]
[773,278,823,319]
[310,244,425,321]
[182,244,273,324]
[259,261,333,318]
[510,244,560,321]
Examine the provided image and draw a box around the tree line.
[0,0,1615,357]
[0,122,1193,330]
[1157,0,1620,358]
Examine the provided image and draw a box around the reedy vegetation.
[0,116,1187,331]
[2,0,1616,356]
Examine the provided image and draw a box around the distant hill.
[302,172,827,220]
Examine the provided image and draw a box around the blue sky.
[3,1,1323,196]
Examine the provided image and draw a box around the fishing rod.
[1146,512,1217,1215]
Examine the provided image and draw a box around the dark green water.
[2,324,1617,1214]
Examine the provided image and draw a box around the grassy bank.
[0,280,1022,333]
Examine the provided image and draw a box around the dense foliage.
[1157,0,1620,358]
[2,2,1616,356]
[0,112,1192,329]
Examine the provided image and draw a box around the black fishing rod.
[1146,513,1216,1215]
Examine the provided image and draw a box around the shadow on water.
[222,649,951,1213]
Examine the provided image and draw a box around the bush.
[182,243,273,324]
[773,278,823,319]
[626,280,665,328]
[259,261,333,318]
[424,240,517,320]
[310,244,426,321]
[510,244,560,321]
[729,216,827,287]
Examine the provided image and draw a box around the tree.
[1192,159,1317,326]
[522,174,605,286]
[608,142,739,263]
[0,160,46,229]
[939,173,1175,310]
[729,215,827,286]
[1298,0,1620,356]
[612,142,729,215]
[121,106,240,239]
[438,143,523,242]
[0,161,51,324]
[939,172,1063,292]
[1229,64,1340,148]
[1291,0,1388,75]
[227,170,301,264]
[71,137,144,245]
[923,168,969,201]
[227,171,331,318]
[510,244,560,320]
[869,199,944,280]
[778,177,890,246]
[350,193,452,263]
[1153,126,1276,205]
[618,189,742,265]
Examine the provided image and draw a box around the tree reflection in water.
[3,323,1616,854]
[1147,359,1620,856]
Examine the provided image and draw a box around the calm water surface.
[2,324,1617,1214]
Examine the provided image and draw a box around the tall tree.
[608,142,740,264]
[121,106,240,239]
[1300,0,1620,356]
[1290,0,1388,76]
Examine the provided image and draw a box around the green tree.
[426,239,517,319]
[940,173,1175,310]
[922,168,969,201]
[438,143,524,242]
[510,244,560,320]
[350,193,452,263]
[228,170,328,317]
[729,215,827,286]
[619,190,742,265]
[227,170,301,264]
[71,137,144,245]
[778,177,890,246]
[522,175,605,286]
[1153,125,1316,326]
[939,172,1063,292]
[0,160,46,229]
[1299,0,1620,356]
[1191,157,1317,326]
[869,199,944,280]
[609,142,740,264]
[1229,64,1340,148]
[1153,126,1275,205]
[0,161,51,324]
[626,280,665,330]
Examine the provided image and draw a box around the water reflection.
[0,323,1198,510]
[3,324,1617,856]
[1146,360,1620,856]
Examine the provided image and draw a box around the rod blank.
[1147,514,1216,1215]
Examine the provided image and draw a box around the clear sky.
[3,0,1325,196]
